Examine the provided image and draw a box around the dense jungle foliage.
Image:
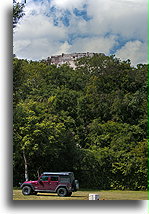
[13,54,148,190]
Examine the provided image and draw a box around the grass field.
[13,189,148,200]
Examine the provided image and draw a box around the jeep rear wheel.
[22,186,32,195]
[57,187,67,197]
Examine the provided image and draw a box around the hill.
[13,54,148,190]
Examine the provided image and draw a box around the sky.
[13,0,148,66]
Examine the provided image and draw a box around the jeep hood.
[23,180,37,184]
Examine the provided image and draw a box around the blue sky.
[14,0,148,66]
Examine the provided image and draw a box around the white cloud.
[87,0,147,41]
[13,10,67,59]
[55,41,72,55]
[14,14,66,40]
[115,40,147,66]
[69,36,118,54]
[51,0,87,10]
[13,0,148,65]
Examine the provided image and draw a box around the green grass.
[13,189,148,200]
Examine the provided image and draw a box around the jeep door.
[37,175,51,190]
[49,176,59,191]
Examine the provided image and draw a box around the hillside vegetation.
[13,54,148,190]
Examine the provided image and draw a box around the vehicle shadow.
[37,194,83,198]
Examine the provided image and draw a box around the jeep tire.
[57,187,67,197]
[22,186,32,195]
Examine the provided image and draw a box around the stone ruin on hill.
[45,52,97,68]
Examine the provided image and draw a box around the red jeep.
[21,172,79,197]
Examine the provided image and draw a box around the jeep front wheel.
[57,187,67,197]
[22,186,32,195]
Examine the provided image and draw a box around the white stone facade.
[46,52,96,68]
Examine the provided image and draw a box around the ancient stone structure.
[45,52,96,68]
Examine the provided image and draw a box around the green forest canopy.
[13,54,148,190]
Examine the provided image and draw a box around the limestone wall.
[46,52,96,68]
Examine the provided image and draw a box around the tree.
[13,0,25,28]
[13,56,148,189]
